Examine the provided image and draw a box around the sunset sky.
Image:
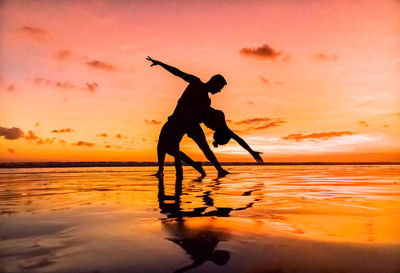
[0,0,399,162]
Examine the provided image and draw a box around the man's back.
[170,78,211,125]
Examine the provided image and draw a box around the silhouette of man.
[147,56,229,177]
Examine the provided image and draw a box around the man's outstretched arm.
[146,56,198,83]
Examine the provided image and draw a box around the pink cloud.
[87,60,116,71]
[240,44,282,60]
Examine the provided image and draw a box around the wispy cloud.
[59,140,67,145]
[236,117,272,125]
[216,134,380,155]
[282,131,357,141]
[36,138,55,145]
[34,78,99,93]
[252,120,286,130]
[234,117,286,133]
[87,60,116,71]
[23,130,59,145]
[240,44,282,60]
[86,83,99,92]
[20,25,46,41]
[260,76,270,85]
[358,121,369,126]
[145,119,162,125]
[260,76,284,86]
[6,84,16,92]
[115,134,128,139]
[51,128,74,133]
[56,50,72,60]
[72,141,95,147]
[315,53,338,61]
[25,130,38,140]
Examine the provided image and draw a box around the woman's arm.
[230,130,263,163]
[146,56,199,83]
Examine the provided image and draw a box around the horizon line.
[0,161,399,168]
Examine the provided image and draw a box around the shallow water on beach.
[0,165,399,273]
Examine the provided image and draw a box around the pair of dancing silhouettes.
[147,57,263,178]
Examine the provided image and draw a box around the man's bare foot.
[217,169,230,178]
[194,162,206,177]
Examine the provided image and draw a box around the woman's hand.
[146,56,160,67]
[251,151,263,163]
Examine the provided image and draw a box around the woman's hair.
[213,129,231,148]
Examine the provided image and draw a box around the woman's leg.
[154,141,166,177]
[177,151,206,177]
[187,125,229,177]
[153,123,169,177]
[174,157,183,179]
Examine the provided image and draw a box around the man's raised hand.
[146,56,160,67]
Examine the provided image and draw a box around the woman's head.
[213,129,231,148]
[203,107,232,147]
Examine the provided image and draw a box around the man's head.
[207,74,227,94]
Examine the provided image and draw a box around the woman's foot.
[217,169,230,178]
[194,162,206,177]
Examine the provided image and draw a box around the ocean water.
[0,165,399,273]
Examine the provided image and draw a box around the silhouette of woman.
[155,117,207,178]
[203,108,263,163]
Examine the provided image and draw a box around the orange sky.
[0,0,399,162]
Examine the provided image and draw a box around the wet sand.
[0,165,399,273]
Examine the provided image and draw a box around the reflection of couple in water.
[157,175,257,273]
[146,57,263,178]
